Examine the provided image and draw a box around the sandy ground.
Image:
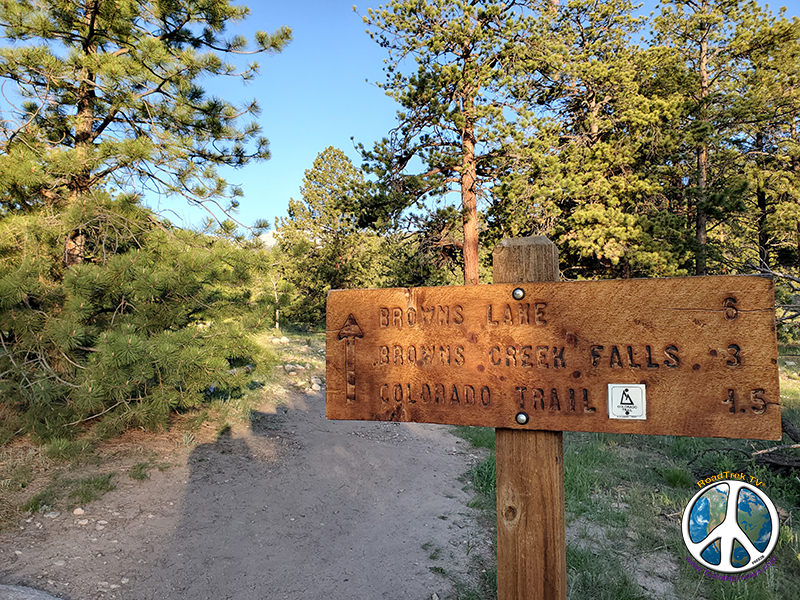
[0,390,492,600]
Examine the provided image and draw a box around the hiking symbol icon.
[607,383,647,420]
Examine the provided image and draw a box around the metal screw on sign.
[515,412,529,425]
[512,287,525,300]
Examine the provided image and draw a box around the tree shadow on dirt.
[146,392,479,600]
[146,408,294,598]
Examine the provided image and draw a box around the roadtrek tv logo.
[682,474,779,579]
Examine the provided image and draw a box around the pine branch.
[66,400,127,427]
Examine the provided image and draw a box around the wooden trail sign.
[326,275,781,440]
[326,236,782,600]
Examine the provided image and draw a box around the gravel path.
[0,390,491,600]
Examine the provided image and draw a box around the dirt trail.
[0,390,491,600]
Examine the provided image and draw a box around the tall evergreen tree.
[651,0,785,275]
[276,147,388,325]
[0,0,291,239]
[357,0,537,285]
[730,7,800,271]
[0,1,290,440]
[493,0,692,279]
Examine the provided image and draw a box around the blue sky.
[152,0,800,233]
[154,1,399,231]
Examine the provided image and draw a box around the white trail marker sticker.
[608,384,646,419]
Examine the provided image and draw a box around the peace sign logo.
[682,480,779,574]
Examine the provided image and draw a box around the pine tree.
[730,7,800,271]
[651,0,786,275]
[0,196,280,440]
[723,8,800,340]
[276,147,388,325]
[357,0,537,285]
[490,0,693,279]
[0,0,291,229]
[0,2,290,441]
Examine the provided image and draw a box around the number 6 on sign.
[682,480,779,573]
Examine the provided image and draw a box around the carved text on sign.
[326,277,782,439]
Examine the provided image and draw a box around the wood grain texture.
[493,236,560,283]
[496,427,565,600]
[494,237,566,600]
[326,273,781,439]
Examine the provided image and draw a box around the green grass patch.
[44,438,95,462]
[449,568,497,600]
[567,546,649,600]
[451,426,496,451]
[21,488,58,513]
[129,462,150,480]
[660,466,695,489]
[563,433,617,514]
[68,473,115,504]
[469,454,497,497]
[21,472,116,513]
[125,456,170,481]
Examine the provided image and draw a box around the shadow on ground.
[142,391,488,600]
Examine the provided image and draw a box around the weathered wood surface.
[494,236,566,600]
[326,274,781,440]
[496,428,565,600]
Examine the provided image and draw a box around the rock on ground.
[0,585,64,600]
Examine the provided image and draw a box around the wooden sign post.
[325,236,781,600]
[493,237,565,600]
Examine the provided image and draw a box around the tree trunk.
[461,101,480,286]
[755,133,770,269]
[64,232,86,268]
[756,186,769,268]
[793,115,800,268]
[271,273,281,331]
[64,0,100,267]
[696,145,708,276]
[695,0,710,276]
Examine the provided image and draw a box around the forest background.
[1,0,800,442]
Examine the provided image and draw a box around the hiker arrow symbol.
[338,314,363,404]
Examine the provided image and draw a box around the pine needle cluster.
[0,195,275,441]
[0,1,290,441]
